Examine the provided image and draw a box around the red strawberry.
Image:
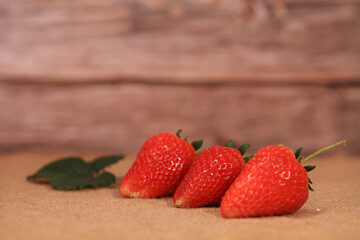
[221,141,346,218]
[173,141,250,208]
[119,130,202,198]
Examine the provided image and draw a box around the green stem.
[300,140,346,165]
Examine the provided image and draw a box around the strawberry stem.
[300,140,346,165]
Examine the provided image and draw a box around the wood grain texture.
[0,0,359,83]
[0,82,356,154]
[0,0,359,154]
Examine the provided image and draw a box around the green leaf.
[308,184,314,191]
[294,147,303,159]
[304,165,316,172]
[88,155,124,173]
[308,178,313,184]
[238,144,251,156]
[51,172,115,190]
[225,140,233,148]
[27,157,88,180]
[176,129,182,138]
[191,140,203,151]
[243,154,254,163]
[27,156,118,190]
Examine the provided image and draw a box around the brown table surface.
[1,152,360,240]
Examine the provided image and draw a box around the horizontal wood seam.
[1,78,360,88]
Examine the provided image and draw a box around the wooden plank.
[0,82,356,154]
[0,0,359,83]
[342,87,360,150]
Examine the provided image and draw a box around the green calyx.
[243,155,254,163]
[294,140,346,192]
[192,140,203,151]
[176,129,183,138]
[224,141,253,163]
[175,129,203,152]
[294,147,303,160]
[225,140,233,147]
[238,144,251,156]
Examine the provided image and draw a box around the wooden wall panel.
[0,0,359,154]
[343,88,360,150]
[0,0,359,83]
[0,82,355,154]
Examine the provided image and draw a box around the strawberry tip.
[175,199,185,208]
[129,191,141,198]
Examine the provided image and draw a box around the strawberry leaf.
[88,155,124,173]
[50,172,115,190]
[27,155,122,190]
[28,157,87,180]
[238,144,251,156]
[191,140,203,151]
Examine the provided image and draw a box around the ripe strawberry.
[221,141,346,218]
[173,141,250,208]
[119,130,202,198]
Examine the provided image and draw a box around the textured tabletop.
[1,152,359,240]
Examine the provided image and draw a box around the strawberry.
[119,130,202,198]
[173,141,250,208]
[221,140,346,218]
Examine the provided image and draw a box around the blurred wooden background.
[0,0,359,154]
